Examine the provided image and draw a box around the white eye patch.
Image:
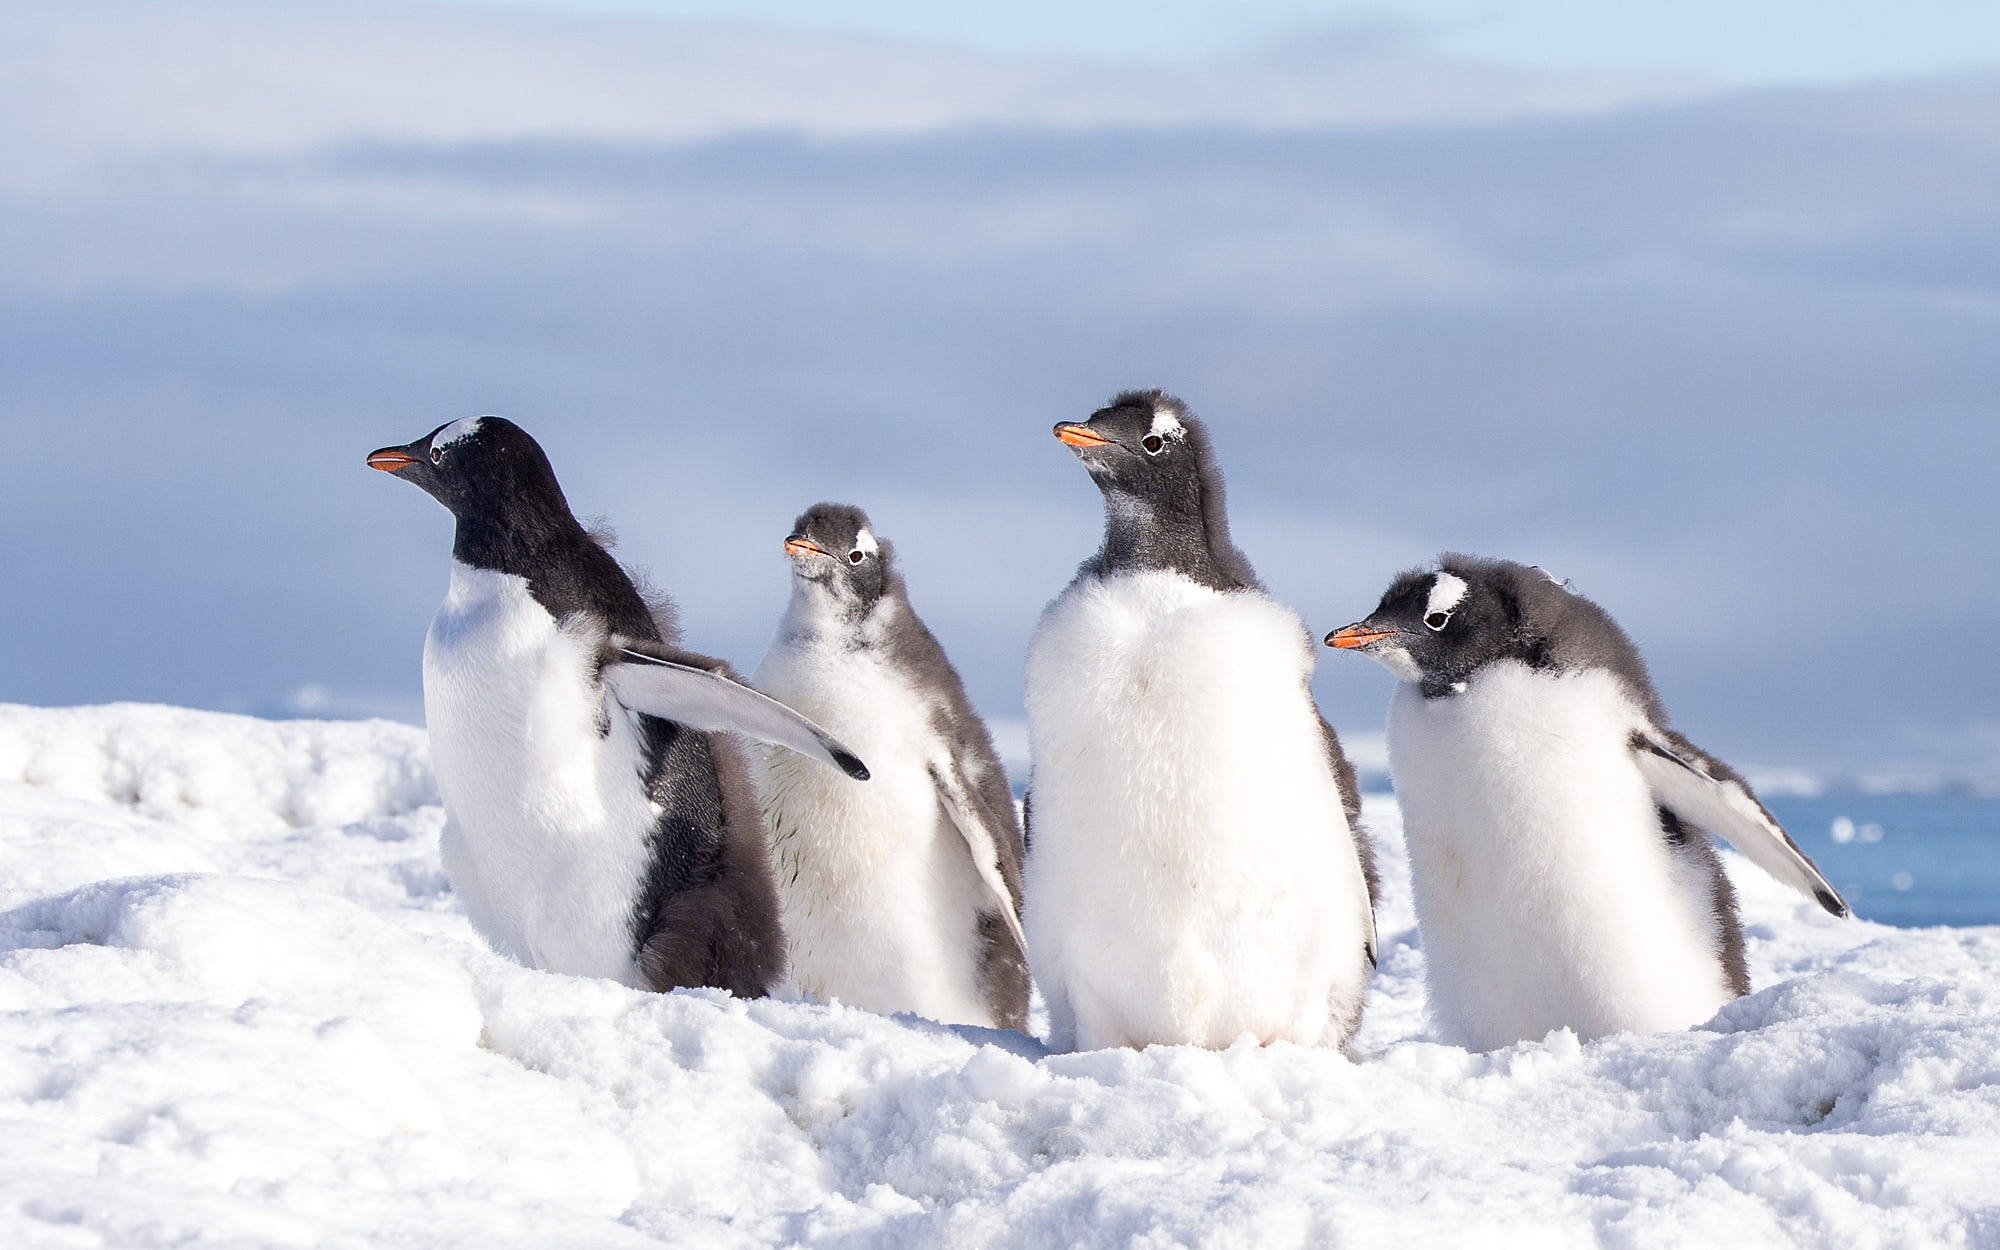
[852,528,879,556]
[434,416,484,449]
[1426,572,1469,619]
[1148,408,1186,443]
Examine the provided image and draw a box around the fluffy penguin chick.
[368,417,867,996]
[1329,554,1848,1052]
[1024,390,1378,1053]
[750,504,1030,1031]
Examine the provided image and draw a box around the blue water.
[1763,794,2000,928]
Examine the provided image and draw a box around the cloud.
[0,0,1701,191]
[1,1,1996,785]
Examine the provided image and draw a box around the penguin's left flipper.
[605,644,871,781]
[930,759,1032,958]
[1630,728,1848,917]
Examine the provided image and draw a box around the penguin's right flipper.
[606,645,870,781]
[930,759,1032,959]
[1630,728,1848,917]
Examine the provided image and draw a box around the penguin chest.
[1387,663,1734,1049]
[1023,571,1371,1050]
[422,563,654,985]
[751,645,993,1027]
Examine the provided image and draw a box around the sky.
[478,0,2000,83]
[2,0,1997,791]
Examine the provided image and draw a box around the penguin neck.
[452,508,661,641]
[1092,487,1253,591]
[450,503,587,579]
[784,575,894,650]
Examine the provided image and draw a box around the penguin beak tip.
[1327,625,1392,650]
[1054,423,1112,449]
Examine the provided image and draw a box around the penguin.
[748,503,1031,1031]
[1326,554,1849,1052]
[366,416,868,997]
[1022,389,1379,1053]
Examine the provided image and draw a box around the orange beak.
[1326,624,1395,650]
[784,536,828,558]
[1054,422,1113,448]
[367,448,420,472]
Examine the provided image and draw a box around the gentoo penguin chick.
[1023,389,1378,1053]
[749,503,1031,1031]
[367,416,867,996]
[1328,554,1848,1051]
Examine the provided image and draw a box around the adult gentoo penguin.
[367,416,868,996]
[1328,554,1848,1051]
[1023,389,1378,1052]
[749,503,1031,1031]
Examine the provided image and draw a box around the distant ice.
[2,702,1997,1246]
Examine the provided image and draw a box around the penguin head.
[366,416,572,527]
[1327,555,1612,699]
[1051,389,1258,588]
[782,502,894,610]
[1052,389,1208,521]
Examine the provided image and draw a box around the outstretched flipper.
[1630,727,1848,917]
[606,644,870,781]
[929,758,1031,958]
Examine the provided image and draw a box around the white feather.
[1386,661,1735,1051]
[603,649,865,778]
[432,416,484,450]
[1426,572,1469,618]
[1023,570,1373,1052]
[750,593,1012,1029]
[422,562,654,986]
[1632,734,1843,910]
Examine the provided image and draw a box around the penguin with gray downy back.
[1023,389,1379,1052]
[367,416,868,996]
[1327,554,1848,1052]
[749,503,1031,1031]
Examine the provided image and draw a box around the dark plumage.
[1328,553,1848,1048]
[752,503,1030,1031]
[1024,389,1380,1052]
[1051,389,1370,865]
[369,416,785,997]
[1059,389,1261,591]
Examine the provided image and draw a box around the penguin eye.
[1424,610,1452,631]
[1141,434,1164,454]
[848,549,866,565]
[429,447,444,467]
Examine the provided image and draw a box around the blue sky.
[2,0,1997,790]
[477,0,2000,81]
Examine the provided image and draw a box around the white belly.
[1023,570,1372,1051]
[1387,662,1734,1051]
[423,562,655,986]
[751,636,995,1028]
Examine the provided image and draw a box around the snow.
[3,702,1997,1247]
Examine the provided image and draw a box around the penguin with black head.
[368,416,867,996]
[1328,554,1848,1051]
[751,503,1030,1031]
[1024,389,1378,1052]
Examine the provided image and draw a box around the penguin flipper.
[605,645,871,781]
[1630,728,1848,917]
[930,759,1031,959]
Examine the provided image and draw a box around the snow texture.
[2,702,1997,1247]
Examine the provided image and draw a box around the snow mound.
[0,702,434,833]
[2,702,1997,1247]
